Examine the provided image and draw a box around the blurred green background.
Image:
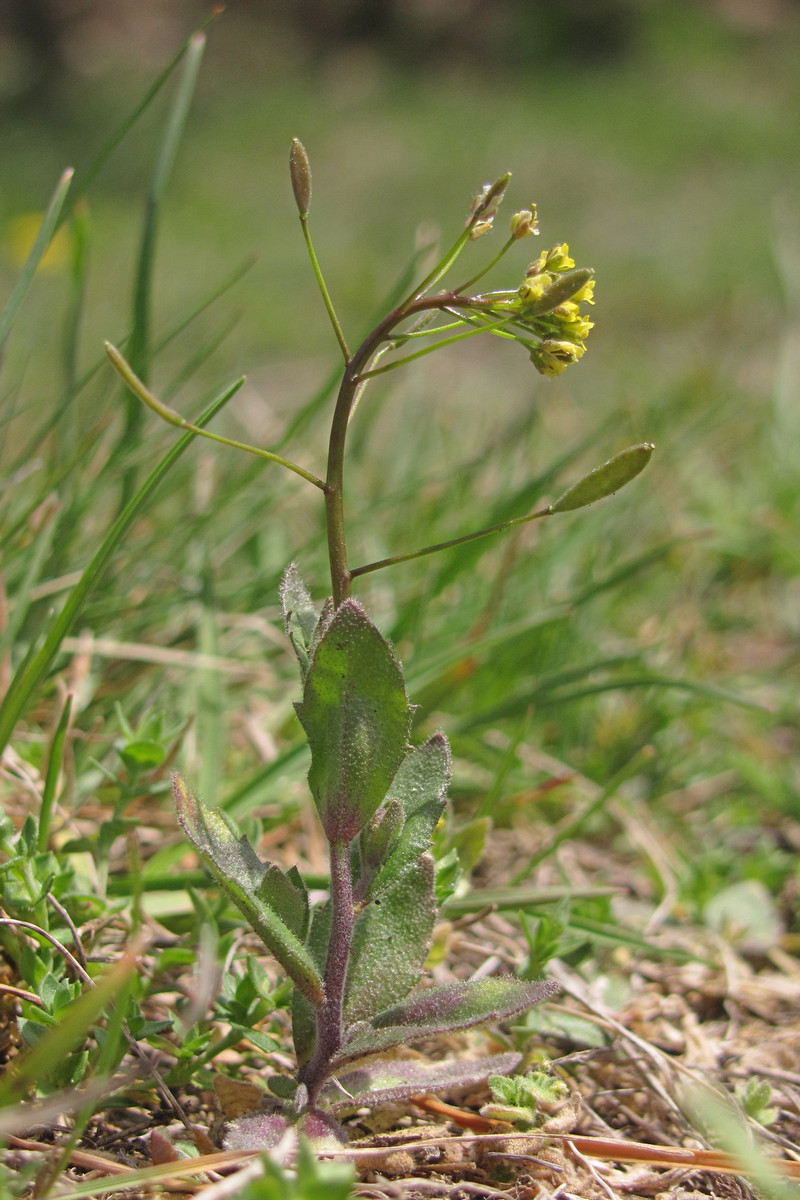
[2,0,800,939]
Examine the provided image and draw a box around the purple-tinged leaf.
[295,600,411,842]
[333,977,558,1068]
[296,1108,349,1149]
[223,1111,291,1152]
[324,1051,522,1108]
[174,774,323,1005]
[373,976,558,1029]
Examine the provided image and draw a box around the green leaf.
[280,563,320,679]
[358,798,404,875]
[174,775,323,1005]
[549,443,654,514]
[325,1050,522,1107]
[296,600,411,843]
[365,733,450,903]
[291,903,332,1067]
[334,977,558,1069]
[119,740,166,772]
[255,864,309,944]
[344,853,436,1026]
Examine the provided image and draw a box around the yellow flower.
[571,277,595,304]
[544,243,575,271]
[518,274,554,305]
[554,307,594,340]
[531,337,586,377]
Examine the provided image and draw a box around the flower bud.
[510,207,539,239]
[468,172,511,226]
[531,338,585,376]
[289,138,311,215]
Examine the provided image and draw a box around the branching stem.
[324,292,503,605]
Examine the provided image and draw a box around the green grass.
[1,1,799,1186]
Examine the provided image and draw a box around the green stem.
[324,291,507,602]
[396,228,472,313]
[356,314,514,380]
[105,342,328,490]
[350,503,552,579]
[299,213,350,361]
[451,236,515,295]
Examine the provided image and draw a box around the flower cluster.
[516,243,595,376]
[394,175,595,383]
[464,239,595,378]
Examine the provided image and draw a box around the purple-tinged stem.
[297,838,354,1103]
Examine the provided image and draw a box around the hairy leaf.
[256,864,309,944]
[333,977,558,1068]
[344,854,436,1026]
[325,1051,522,1108]
[174,775,323,1005]
[280,564,319,680]
[295,600,411,842]
[222,1111,290,1153]
[364,732,450,903]
[358,799,404,876]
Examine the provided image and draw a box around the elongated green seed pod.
[290,138,312,215]
[550,443,654,514]
[524,267,594,314]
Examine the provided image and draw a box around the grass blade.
[0,377,244,758]
[127,31,207,388]
[0,168,74,351]
[38,694,73,853]
[118,31,206,505]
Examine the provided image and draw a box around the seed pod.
[290,138,311,215]
[522,267,594,315]
[550,443,654,514]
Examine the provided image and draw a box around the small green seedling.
[108,141,653,1148]
[483,1068,571,1128]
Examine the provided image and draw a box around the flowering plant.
[107,141,652,1149]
